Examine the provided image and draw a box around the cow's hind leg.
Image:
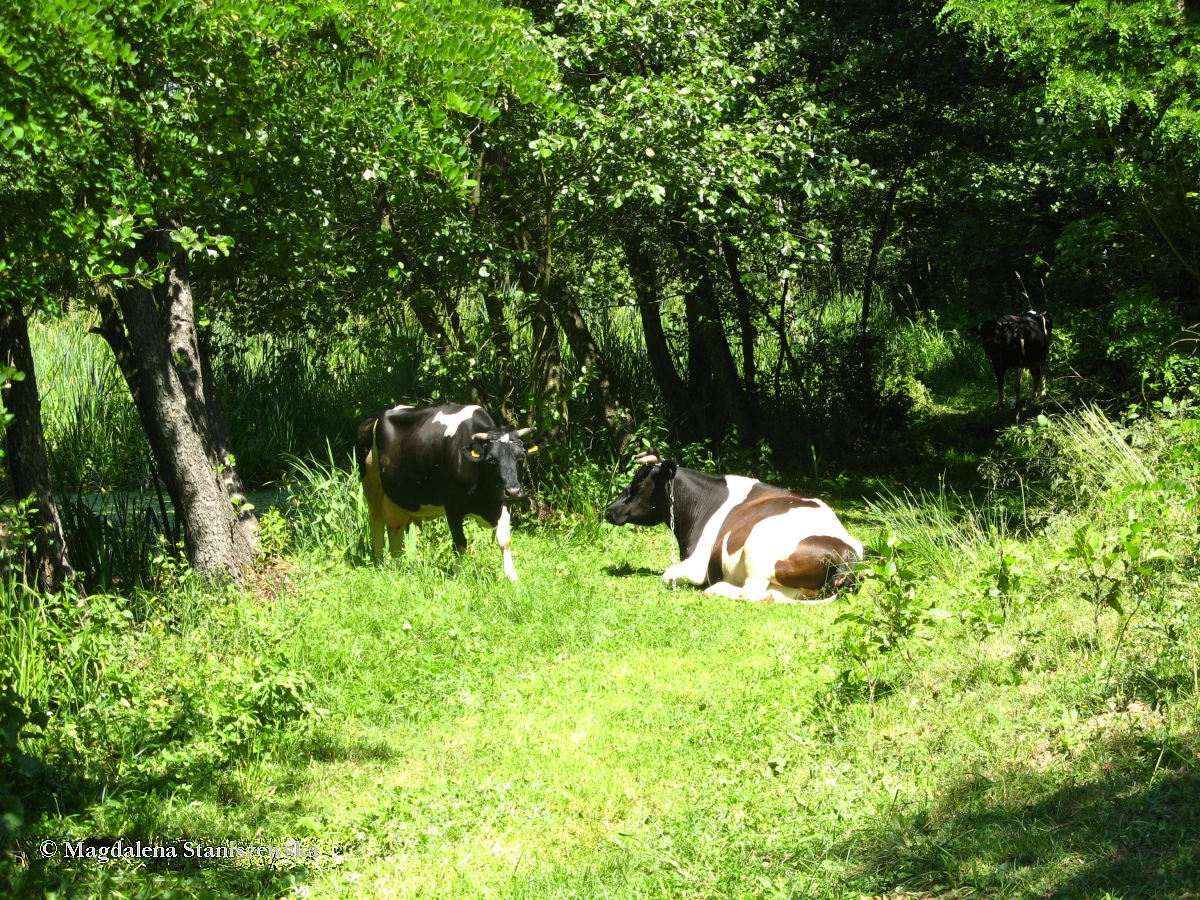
[369,507,386,563]
[387,513,412,559]
[1032,364,1047,401]
[703,581,747,600]
[993,362,1006,409]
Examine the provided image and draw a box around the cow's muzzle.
[505,486,524,499]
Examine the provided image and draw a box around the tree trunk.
[102,238,254,583]
[721,236,760,432]
[529,290,567,430]
[482,287,518,426]
[683,277,722,440]
[622,232,692,413]
[159,236,256,564]
[0,302,76,593]
[861,176,902,332]
[548,282,636,453]
[687,252,754,445]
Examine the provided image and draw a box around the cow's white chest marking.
[432,405,482,437]
[662,475,757,586]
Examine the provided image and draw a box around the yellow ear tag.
[470,449,481,458]
[525,444,539,454]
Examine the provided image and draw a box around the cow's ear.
[522,433,547,455]
[466,437,489,460]
[659,460,677,479]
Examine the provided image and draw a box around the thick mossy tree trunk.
[96,231,256,583]
[0,302,76,592]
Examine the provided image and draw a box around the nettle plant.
[835,537,947,715]
[957,538,1030,639]
[1053,500,1173,635]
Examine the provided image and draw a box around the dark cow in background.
[605,452,863,603]
[355,403,545,580]
[970,311,1052,409]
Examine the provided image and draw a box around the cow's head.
[970,320,998,339]
[604,451,677,526]
[466,427,547,501]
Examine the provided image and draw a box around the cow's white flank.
[662,474,757,586]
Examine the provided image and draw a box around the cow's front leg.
[496,505,518,581]
[447,514,469,555]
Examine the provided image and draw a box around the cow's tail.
[354,415,378,477]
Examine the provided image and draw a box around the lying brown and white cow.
[604,453,862,603]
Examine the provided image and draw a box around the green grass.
[6,493,1198,898]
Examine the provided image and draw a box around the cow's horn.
[634,451,660,464]
[514,427,534,437]
[471,431,491,441]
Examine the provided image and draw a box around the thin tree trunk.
[688,256,754,445]
[529,290,567,430]
[406,290,488,407]
[482,287,517,426]
[548,282,635,452]
[623,232,691,413]
[861,176,902,332]
[683,278,721,440]
[721,236,760,431]
[0,302,76,592]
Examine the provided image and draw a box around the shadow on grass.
[604,563,663,578]
[2,727,329,898]
[851,733,1200,898]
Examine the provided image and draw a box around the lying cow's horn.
[471,431,491,442]
[634,451,660,464]
[514,427,535,437]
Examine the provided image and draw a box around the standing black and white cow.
[604,453,863,603]
[970,311,1052,409]
[355,403,545,580]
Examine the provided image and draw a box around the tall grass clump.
[282,447,371,563]
[30,314,151,492]
[864,485,1008,580]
